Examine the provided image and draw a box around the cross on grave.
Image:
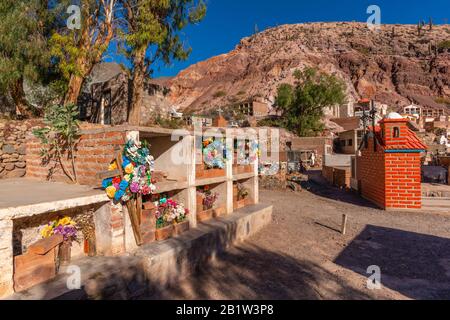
[96,145,143,246]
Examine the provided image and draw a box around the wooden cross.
[96,146,143,246]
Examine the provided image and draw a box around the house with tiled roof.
[354,113,427,210]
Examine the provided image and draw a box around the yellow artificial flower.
[124,163,134,174]
[40,225,53,238]
[58,217,72,226]
[108,162,118,171]
[106,186,117,199]
[124,174,131,182]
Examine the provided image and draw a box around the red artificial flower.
[112,177,121,185]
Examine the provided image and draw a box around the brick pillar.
[0,220,14,298]
[110,203,125,255]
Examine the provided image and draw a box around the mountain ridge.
[161,22,450,114]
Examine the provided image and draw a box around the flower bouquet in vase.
[197,186,219,222]
[40,216,78,266]
[154,198,189,240]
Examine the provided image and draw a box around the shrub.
[437,40,450,51]
[213,90,227,98]
[154,116,184,129]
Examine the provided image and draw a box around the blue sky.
[107,0,450,78]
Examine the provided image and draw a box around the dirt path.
[145,175,450,300]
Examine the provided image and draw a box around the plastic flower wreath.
[102,140,156,203]
[236,139,259,165]
[203,137,227,169]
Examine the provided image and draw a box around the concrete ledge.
[6,203,272,300]
[233,172,255,181]
[0,179,109,219]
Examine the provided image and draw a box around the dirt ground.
[146,171,450,300]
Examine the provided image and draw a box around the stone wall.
[0,120,42,179]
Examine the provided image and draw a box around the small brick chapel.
[356,113,427,210]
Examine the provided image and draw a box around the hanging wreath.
[202,137,227,169]
[102,140,157,202]
[237,139,259,165]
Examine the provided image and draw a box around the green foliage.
[33,104,80,183]
[120,0,207,75]
[0,0,52,106]
[154,116,185,129]
[274,68,346,137]
[437,40,450,50]
[257,117,284,128]
[435,97,450,105]
[213,90,227,98]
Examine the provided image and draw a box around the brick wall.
[334,167,351,188]
[322,166,334,184]
[356,139,386,208]
[385,153,422,209]
[26,129,126,186]
[322,165,351,188]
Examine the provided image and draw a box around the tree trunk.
[128,48,147,126]
[64,74,85,106]
[10,78,33,118]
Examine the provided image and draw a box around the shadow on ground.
[302,170,379,209]
[334,225,450,300]
[54,244,373,300]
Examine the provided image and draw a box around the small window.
[348,139,353,147]
[393,127,400,138]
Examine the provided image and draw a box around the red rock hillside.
[163,22,450,114]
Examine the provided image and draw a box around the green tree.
[119,0,206,125]
[275,68,346,137]
[0,0,50,117]
[49,0,118,105]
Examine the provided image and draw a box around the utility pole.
[370,100,378,152]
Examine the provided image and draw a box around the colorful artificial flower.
[108,162,118,171]
[125,163,134,174]
[112,176,121,185]
[114,190,125,202]
[57,217,73,226]
[141,184,151,195]
[119,180,129,191]
[102,178,113,189]
[130,181,140,193]
[40,217,78,242]
[122,156,131,168]
[106,186,117,199]
[102,140,156,202]
[40,225,53,238]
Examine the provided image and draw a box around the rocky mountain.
[162,22,450,114]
